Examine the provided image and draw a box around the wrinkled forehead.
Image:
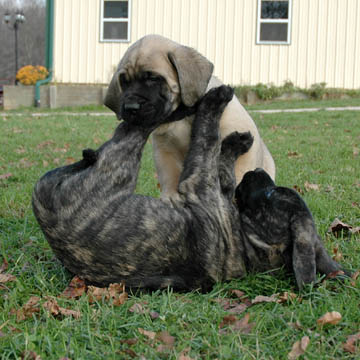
[118,43,179,86]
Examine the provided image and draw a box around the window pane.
[103,22,128,40]
[104,1,128,18]
[260,23,288,42]
[261,1,288,19]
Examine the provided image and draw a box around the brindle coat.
[235,169,351,289]
[32,86,253,290]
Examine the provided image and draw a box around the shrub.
[16,65,49,85]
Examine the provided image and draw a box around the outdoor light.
[3,10,26,85]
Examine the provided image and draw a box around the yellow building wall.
[53,0,360,88]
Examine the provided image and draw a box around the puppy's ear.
[168,46,214,107]
[104,71,122,115]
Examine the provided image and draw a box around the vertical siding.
[54,0,360,89]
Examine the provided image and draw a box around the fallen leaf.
[228,303,249,314]
[138,328,156,340]
[278,292,298,303]
[304,181,320,192]
[21,351,42,360]
[18,158,34,168]
[343,332,360,354]
[324,270,345,280]
[178,347,194,360]
[230,289,246,299]
[87,286,109,303]
[0,259,8,273]
[15,147,26,154]
[252,294,279,304]
[293,185,304,195]
[287,320,303,330]
[332,246,343,262]
[108,282,127,306]
[43,297,81,319]
[61,276,86,298]
[129,303,145,314]
[288,151,302,158]
[352,270,360,281]
[16,296,41,322]
[317,311,342,326]
[351,226,360,235]
[328,218,354,236]
[325,185,334,193]
[353,147,359,157]
[42,160,49,167]
[0,173,12,180]
[36,140,55,149]
[220,313,255,334]
[156,331,175,346]
[288,336,310,360]
[65,157,76,165]
[120,338,138,346]
[0,273,16,283]
[219,315,237,328]
[121,349,137,358]
[150,311,160,319]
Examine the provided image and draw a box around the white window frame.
[256,0,292,45]
[100,0,131,42]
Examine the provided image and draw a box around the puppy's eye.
[145,72,160,83]
[119,74,129,88]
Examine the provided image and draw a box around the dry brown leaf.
[0,273,16,283]
[138,328,156,340]
[332,246,343,262]
[227,303,249,314]
[328,218,353,236]
[317,311,342,326]
[21,351,42,360]
[61,276,86,299]
[65,157,76,165]
[43,297,81,319]
[16,296,41,322]
[0,259,8,273]
[288,336,310,360]
[87,286,109,303]
[351,226,360,235]
[278,292,297,303]
[230,289,246,299]
[343,332,360,354]
[324,270,345,280]
[352,270,360,281]
[36,140,55,149]
[353,147,359,157]
[220,313,255,334]
[304,181,320,192]
[150,311,160,319]
[288,151,302,158]
[156,331,175,346]
[293,185,304,195]
[287,320,303,331]
[120,338,138,346]
[120,349,137,358]
[129,303,145,314]
[178,347,194,360]
[0,173,13,180]
[219,315,237,328]
[252,294,279,304]
[42,160,49,167]
[18,158,34,168]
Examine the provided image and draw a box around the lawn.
[0,104,359,359]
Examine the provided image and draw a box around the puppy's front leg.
[178,85,234,197]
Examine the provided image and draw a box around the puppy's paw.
[221,131,254,158]
[200,85,234,113]
[82,148,98,165]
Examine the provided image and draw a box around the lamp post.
[3,11,26,85]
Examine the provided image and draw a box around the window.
[100,0,131,42]
[257,0,292,44]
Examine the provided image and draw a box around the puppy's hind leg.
[219,131,254,200]
[291,216,317,290]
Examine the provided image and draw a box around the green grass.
[0,106,359,359]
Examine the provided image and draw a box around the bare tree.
[0,0,45,84]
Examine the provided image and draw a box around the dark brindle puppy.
[32,86,253,291]
[235,168,351,289]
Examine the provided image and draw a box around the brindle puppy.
[235,168,351,289]
[32,86,253,291]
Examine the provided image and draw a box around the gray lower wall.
[3,84,108,110]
